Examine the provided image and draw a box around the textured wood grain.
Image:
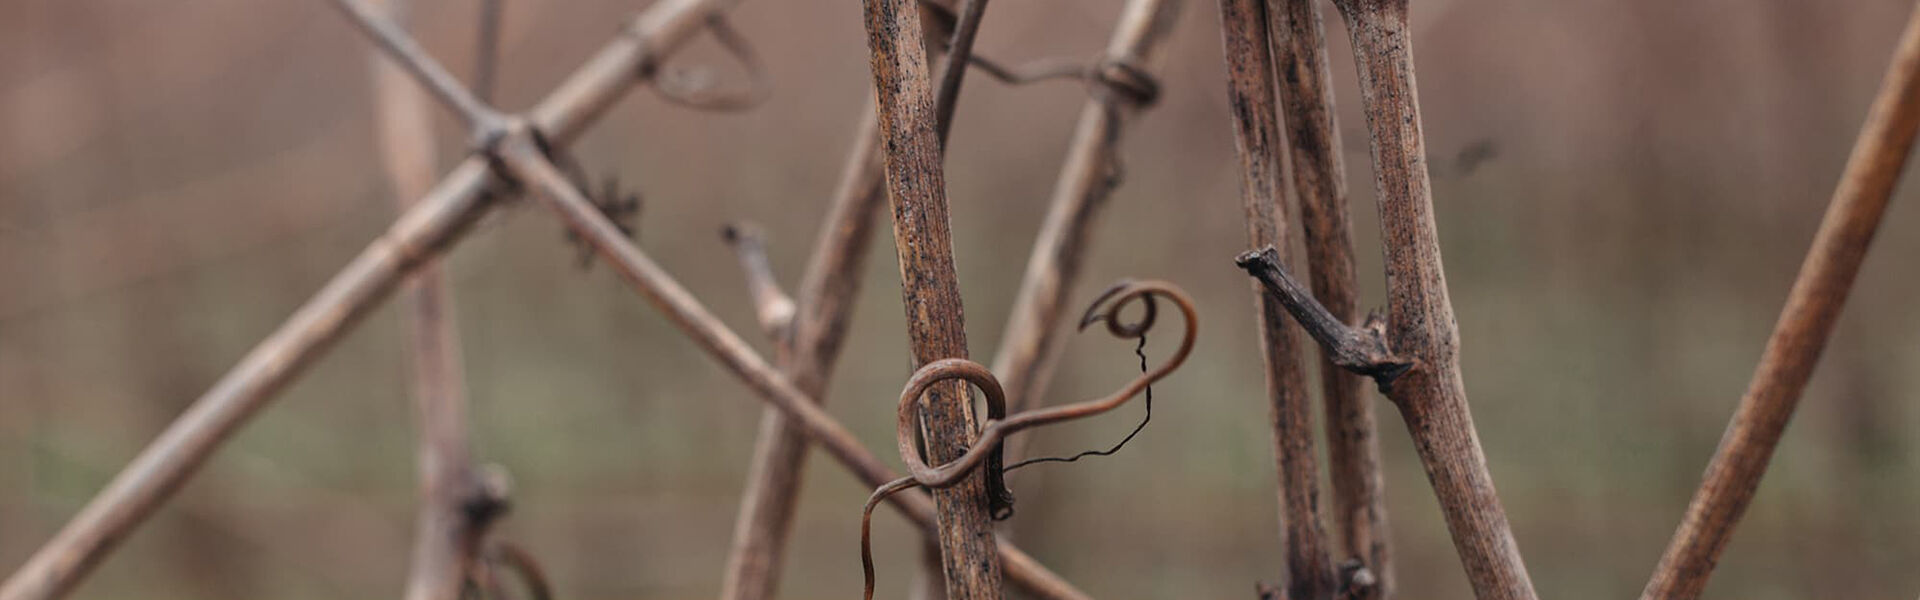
[861,0,1002,595]
[1214,1,1337,597]
[1263,0,1392,595]
[1326,0,1536,598]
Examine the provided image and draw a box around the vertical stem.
[1265,0,1390,594]
[1327,1,1534,598]
[1215,1,1336,598]
[989,0,1180,426]
[1641,4,1920,598]
[368,3,503,599]
[720,4,988,593]
[861,0,1002,596]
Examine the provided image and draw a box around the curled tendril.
[861,279,1197,600]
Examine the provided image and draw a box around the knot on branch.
[1088,57,1159,108]
[459,463,514,526]
[861,280,1199,600]
[1234,246,1414,392]
[1337,558,1379,600]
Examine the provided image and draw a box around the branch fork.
[1234,246,1412,390]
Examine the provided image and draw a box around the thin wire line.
[1004,331,1151,472]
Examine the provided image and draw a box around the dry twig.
[1263,0,1393,593]
[718,1,990,595]
[0,2,745,598]
[1213,1,1336,596]
[988,0,1180,447]
[1321,0,1536,596]
[1640,4,1920,599]
[490,126,1091,599]
[859,0,1005,594]
[367,3,511,599]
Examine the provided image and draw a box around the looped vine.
[860,280,1198,600]
[648,14,771,112]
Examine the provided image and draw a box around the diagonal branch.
[989,0,1180,440]
[328,0,507,135]
[1326,0,1535,597]
[366,2,509,600]
[1641,4,1920,598]
[1213,2,1336,596]
[0,3,742,598]
[490,130,1091,600]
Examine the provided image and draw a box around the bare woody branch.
[341,4,1087,595]
[328,0,507,135]
[861,0,1006,594]
[1263,0,1393,594]
[366,3,509,599]
[720,2,989,595]
[1641,5,1920,599]
[1324,0,1535,597]
[0,3,742,598]
[1213,1,1336,597]
[989,0,1180,433]
[490,129,1089,600]
[720,223,799,339]
[1235,248,1409,385]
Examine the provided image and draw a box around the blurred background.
[3,0,1918,598]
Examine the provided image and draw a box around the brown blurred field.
[3,1,1918,598]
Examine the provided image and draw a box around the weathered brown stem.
[1213,1,1336,597]
[491,131,1089,600]
[1640,5,1920,599]
[988,0,1180,431]
[1327,0,1535,597]
[721,223,799,339]
[1235,248,1409,385]
[0,2,742,598]
[367,3,509,599]
[719,2,987,592]
[1263,0,1392,593]
[861,0,1003,595]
